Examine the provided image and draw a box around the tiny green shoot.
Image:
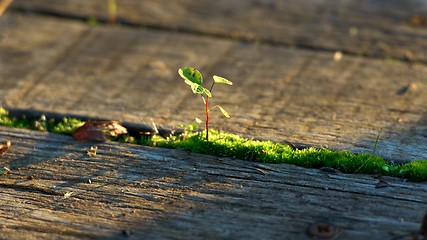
[178,67,233,141]
[355,127,383,173]
[178,118,203,140]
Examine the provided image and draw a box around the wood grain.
[11,0,427,63]
[0,126,425,239]
[1,13,426,163]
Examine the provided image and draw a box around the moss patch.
[0,108,426,182]
[151,130,426,182]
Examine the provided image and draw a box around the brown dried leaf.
[0,140,11,156]
[409,14,427,27]
[73,121,127,142]
[0,0,13,17]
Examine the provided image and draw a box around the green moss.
[50,118,85,135]
[394,160,427,182]
[0,108,31,129]
[0,108,426,182]
[148,130,426,182]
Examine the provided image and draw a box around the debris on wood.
[375,179,390,188]
[409,14,427,27]
[307,222,340,239]
[0,140,11,156]
[63,191,73,199]
[73,121,127,142]
[0,0,13,17]
[87,146,98,157]
[396,82,419,96]
[0,166,10,176]
[333,51,343,61]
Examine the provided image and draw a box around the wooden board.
[1,13,426,163]
[11,0,427,63]
[0,126,425,239]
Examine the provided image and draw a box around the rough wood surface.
[1,13,426,162]
[0,126,425,239]
[11,0,427,63]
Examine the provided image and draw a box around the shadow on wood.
[0,127,426,239]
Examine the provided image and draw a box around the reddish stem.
[205,97,209,141]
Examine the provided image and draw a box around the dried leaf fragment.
[87,146,98,157]
[0,0,13,17]
[63,191,73,199]
[0,141,11,156]
[409,14,427,27]
[73,121,127,142]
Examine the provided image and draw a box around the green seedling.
[178,67,233,141]
[178,118,203,140]
[355,127,383,173]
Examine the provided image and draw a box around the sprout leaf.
[213,75,233,85]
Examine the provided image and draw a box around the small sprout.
[34,115,48,131]
[179,118,202,140]
[178,67,233,140]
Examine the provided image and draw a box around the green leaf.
[186,82,211,97]
[188,82,204,94]
[213,75,233,85]
[179,67,203,85]
[188,123,197,132]
[211,105,230,118]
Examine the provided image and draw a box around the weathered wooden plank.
[1,13,426,162]
[0,126,425,239]
[10,0,427,63]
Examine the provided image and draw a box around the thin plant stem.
[372,127,383,155]
[355,127,383,173]
[209,82,216,92]
[204,81,216,141]
[205,97,209,141]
